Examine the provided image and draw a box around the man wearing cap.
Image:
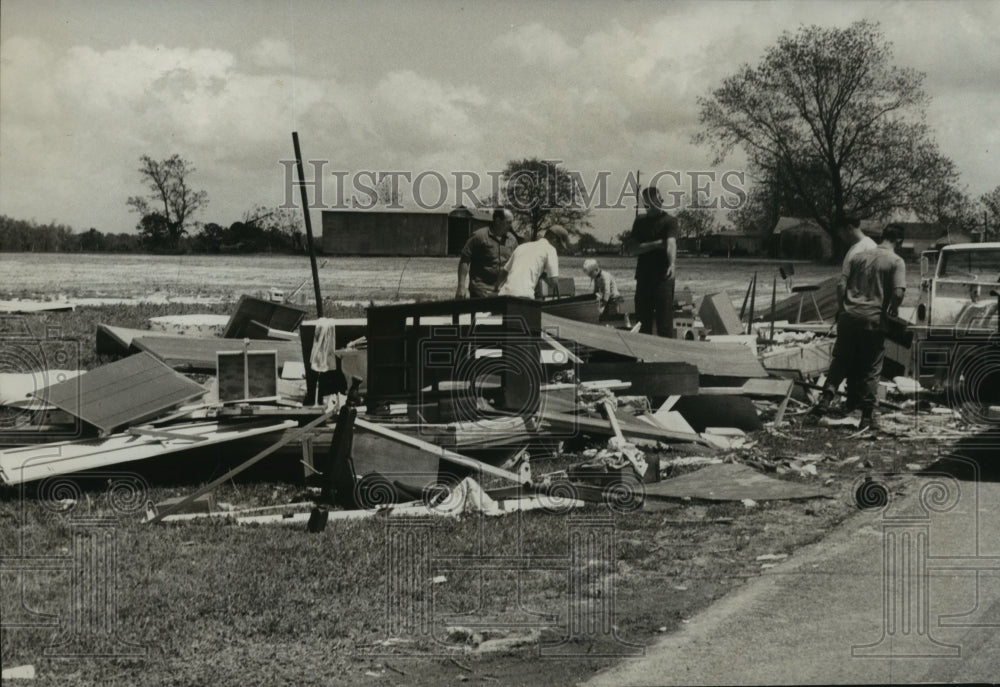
[497,225,569,299]
[456,207,520,299]
[630,187,679,337]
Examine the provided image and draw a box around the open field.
[0,257,935,685]
[0,252,925,308]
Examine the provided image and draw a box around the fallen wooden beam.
[541,409,711,447]
[354,418,528,485]
[147,411,335,524]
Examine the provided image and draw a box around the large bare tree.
[697,21,960,246]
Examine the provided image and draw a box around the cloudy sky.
[1,0,997,240]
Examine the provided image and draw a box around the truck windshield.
[939,249,1000,280]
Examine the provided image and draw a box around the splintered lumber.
[698,377,795,399]
[30,352,207,433]
[132,335,303,372]
[541,313,767,379]
[148,411,335,524]
[578,362,698,396]
[354,418,528,484]
[761,339,835,376]
[698,292,743,335]
[541,409,710,447]
[768,275,839,323]
[0,420,296,485]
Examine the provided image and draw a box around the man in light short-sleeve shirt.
[497,225,568,299]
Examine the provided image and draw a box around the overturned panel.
[223,295,308,339]
[132,335,302,372]
[542,313,767,379]
[0,420,296,485]
[31,352,207,433]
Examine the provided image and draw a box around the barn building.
[321,206,491,256]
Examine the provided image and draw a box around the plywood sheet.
[30,352,207,433]
[699,292,743,335]
[542,313,767,379]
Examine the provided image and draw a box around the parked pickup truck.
[886,242,1000,419]
[913,242,1000,330]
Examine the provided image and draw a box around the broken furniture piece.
[365,297,543,420]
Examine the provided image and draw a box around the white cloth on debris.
[309,318,338,373]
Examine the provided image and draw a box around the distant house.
[770,217,832,260]
[321,206,491,256]
[698,231,762,257]
[882,222,972,258]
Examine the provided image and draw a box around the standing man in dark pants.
[631,187,679,337]
[456,207,519,299]
[812,225,906,431]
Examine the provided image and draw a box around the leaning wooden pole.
[292,131,324,317]
[768,275,777,342]
[747,271,758,334]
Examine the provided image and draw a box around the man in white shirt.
[497,225,569,298]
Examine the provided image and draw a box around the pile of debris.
[0,283,974,528]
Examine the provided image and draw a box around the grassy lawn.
[0,300,947,685]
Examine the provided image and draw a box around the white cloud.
[495,23,578,69]
[249,38,294,70]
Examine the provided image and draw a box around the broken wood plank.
[698,377,795,398]
[31,352,207,433]
[541,409,710,446]
[542,313,767,379]
[761,339,835,376]
[148,411,335,524]
[354,418,528,485]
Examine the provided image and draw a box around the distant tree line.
[0,211,304,254]
[0,216,141,252]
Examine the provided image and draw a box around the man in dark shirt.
[456,207,519,299]
[812,224,906,431]
[630,187,679,337]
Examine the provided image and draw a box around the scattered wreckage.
[1,277,990,526]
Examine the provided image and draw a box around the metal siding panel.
[32,352,208,433]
